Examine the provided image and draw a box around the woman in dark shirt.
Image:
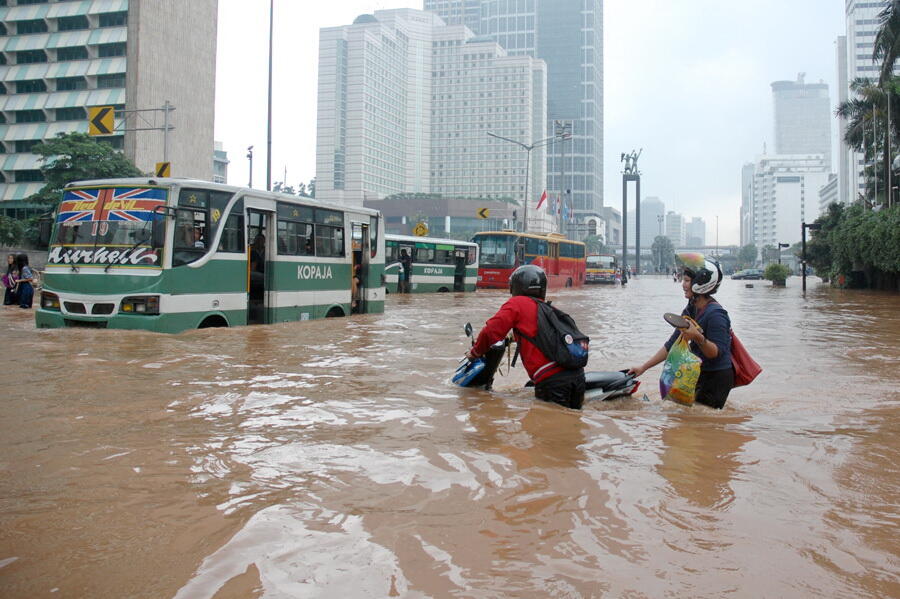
[628,253,734,408]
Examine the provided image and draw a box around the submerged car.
[733,269,763,280]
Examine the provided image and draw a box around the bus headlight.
[41,291,60,310]
[120,295,160,315]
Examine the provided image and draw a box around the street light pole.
[777,242,790,265]
[488,131,570,233]
[247,146,254,188]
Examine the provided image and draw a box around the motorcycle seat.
[584,370,630,390]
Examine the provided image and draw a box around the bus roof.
[472,230,585,246]
[386,233,476,247]
[65,178,382,218]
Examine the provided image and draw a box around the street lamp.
[487,131,570,232]
[801,222,821,293]
[246,146,254,188]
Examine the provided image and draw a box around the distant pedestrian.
[399,248,413,293]
[14,253,34,309]
[3,254,17,306]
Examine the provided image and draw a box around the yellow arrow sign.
[155,162,171,177]
[413,222,429,236]
[88,106,114,136]
[477,207,490,219]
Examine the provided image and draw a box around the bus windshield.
[586,255,615,269]
[47,187,167,267]
[476,234,517,267]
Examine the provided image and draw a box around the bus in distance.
[472,231,586,290]
[384,234,478,293]
[35,178,385,333]
[585,253,618,284]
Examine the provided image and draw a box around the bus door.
[351,222,370,313]
[399,243,414,292]
[453,248,467,291]
[247,209,271,325]
[548,242,561,277]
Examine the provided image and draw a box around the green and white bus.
[384,234,478,293]
[35,178,385,333]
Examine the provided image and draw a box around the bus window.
[172,207,206,267]
[315,224,344,257]
[467,247,477,265]
[218,212,245,253]
[415,244,435,263]
[525,237,547,256]
[385,240,398,263]
[370,216,378,258]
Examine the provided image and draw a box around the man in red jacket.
[466,264,586,409]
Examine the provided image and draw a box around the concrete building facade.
[751,154,830,248]
[316,9,552,231]
[845,0,889,202]
[423,0,604,219]
[771,74,831,167]
[665,211,685,247]
[741,162,755,247]
[0,0,217,217]
[685,216,706,246]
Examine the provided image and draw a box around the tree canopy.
[27,133,142,206]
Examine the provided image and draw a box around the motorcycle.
[453,323,641,402]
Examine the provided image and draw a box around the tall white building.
[424,0,604,218]
[845,0,889,203]
[316,9,552,230]
[771,74,831,167]
[741,162,755,246]
[835,35,850,205]
[626,195,665,246]
[751,154,830,248]
[665,211,685,247]
[0,0,218,218]
[685,217,706,246]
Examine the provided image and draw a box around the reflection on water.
[0,277,898,597]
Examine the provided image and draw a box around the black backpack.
[516,297,589,369]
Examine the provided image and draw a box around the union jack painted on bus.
[57,187,167,224]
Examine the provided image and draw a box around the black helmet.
[509,264,547,299]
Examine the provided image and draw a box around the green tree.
[874,1,900,86]
[582,234,607,255]
[0,215,25,246]
[764,263,791,285]
[27,133,142,207]
[651,235,675,272]
[737,243,758,268]
[307,177,316,198]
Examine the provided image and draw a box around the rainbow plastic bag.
[659,332,701,405]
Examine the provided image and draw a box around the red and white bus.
[472,231,586,290]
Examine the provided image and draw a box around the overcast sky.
[215,0,846,245]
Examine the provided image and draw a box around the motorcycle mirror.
[464,322,473,337]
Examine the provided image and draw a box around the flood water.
[1,276,898,598]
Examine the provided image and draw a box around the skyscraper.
[423,0,604,217]
[316,9,551,229]
[771,74,831,167]
[751,154,829,247]
[685,217,706,247]
[741,162,755,246]
[627,195,664,246]
[0,0,218,218]
[845,0,890,202]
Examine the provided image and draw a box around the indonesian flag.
[536,189,547,210]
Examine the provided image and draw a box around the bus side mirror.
[151,218,166,249]
[37,217,53,247]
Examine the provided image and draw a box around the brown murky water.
[1,277,898,598]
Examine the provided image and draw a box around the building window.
[57,46,89,61]
[97,42,126,57]
[99,136,124,150]
[15,110,46,123]
[16,19,48,35]
[55,106,86,121]
[17,0,49,5]
[15,139,41,153]
[98,11,127,27]
[16,49,48,64]
[57,15,89,31]
[14,170,44,183]
[97,73,125,89]
[15,80,47,94]
[55,76,87,91]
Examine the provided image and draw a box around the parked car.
[733,269,763,280]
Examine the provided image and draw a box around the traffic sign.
[413,222,429,236]
[477,207,490,219]
[88,106,114,136]
[155,162,171,177]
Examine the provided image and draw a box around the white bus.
[384,234,478,293]
[36,178,385,332]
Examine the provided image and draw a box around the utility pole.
[247,146,254,188]
[266,0,274,192]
